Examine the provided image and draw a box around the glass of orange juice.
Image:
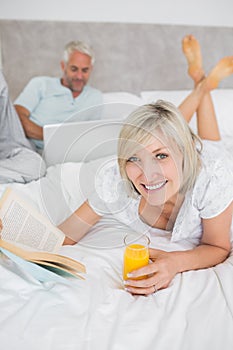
[123,233,150,280]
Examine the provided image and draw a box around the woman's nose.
[142,159,162,182]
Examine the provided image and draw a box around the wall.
[0,0,233,27]
[1,20,233,99]
[0,0,232,98]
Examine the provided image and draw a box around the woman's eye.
[156,153,168,160]
[127,156,140,163]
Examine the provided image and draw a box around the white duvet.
[1,88,233,350]
[0,159,233,350]
[1,220,233,350]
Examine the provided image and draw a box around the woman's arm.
[59,201,102,245]
[0,202,100,245]
[124,202,232,295]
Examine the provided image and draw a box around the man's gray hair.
[63,41,95,65]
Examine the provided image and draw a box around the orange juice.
[123,243,149,280]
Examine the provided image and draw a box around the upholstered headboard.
[0,20,233,100]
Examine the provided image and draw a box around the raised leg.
[179,35,222,140]
[206,56,233,90]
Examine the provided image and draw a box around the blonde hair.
[118,100,202,197]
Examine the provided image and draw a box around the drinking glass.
[123,233,150,280]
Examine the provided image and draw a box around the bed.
[0,88,233,350]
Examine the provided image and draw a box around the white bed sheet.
[0,159,233,350]
[0,89,233,350]
[1,216,233,350]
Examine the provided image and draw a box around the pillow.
[140,89,233,152]
[140,89,233,130]
[7,163,83,225]
[101,92,143,120]
[5,155,117,226]
[61,155,117,217]
[140,89,197,132]
[140,89,191,105]
[211,89,233,134]
[103,92,143,105]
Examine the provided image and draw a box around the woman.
[58,35,233,294]
[118,100,232,294]
[59,94,232,294]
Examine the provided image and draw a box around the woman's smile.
[125,135,183,206]
[142,179,168,192]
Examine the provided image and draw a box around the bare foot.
[206,56,233,90]
[182,34,205,83]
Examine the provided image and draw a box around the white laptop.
[43,120,124,167]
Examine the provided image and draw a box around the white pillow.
[7,163,83,225]
[140,89,233,151]
[211,90,233,133]
[140,89,191,105]
[5,155,117,226]
[101,92,143,120]
[140,89,197,132]
[140,89,233,128]
[103,92,143,105]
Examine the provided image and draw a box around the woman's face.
[125,134,183,206]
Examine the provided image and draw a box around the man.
[0,71,46,183]
[14,41,103,149]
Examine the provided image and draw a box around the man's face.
[61,50,93,96]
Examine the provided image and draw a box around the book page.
[0,248,73,283]
[0,238,86,274]
[0,188,65,253]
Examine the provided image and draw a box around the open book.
[0,188,86,281]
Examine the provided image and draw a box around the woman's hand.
[124,248,179,295]
[0,219,2,233]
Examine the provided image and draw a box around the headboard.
[0,20,233,100]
